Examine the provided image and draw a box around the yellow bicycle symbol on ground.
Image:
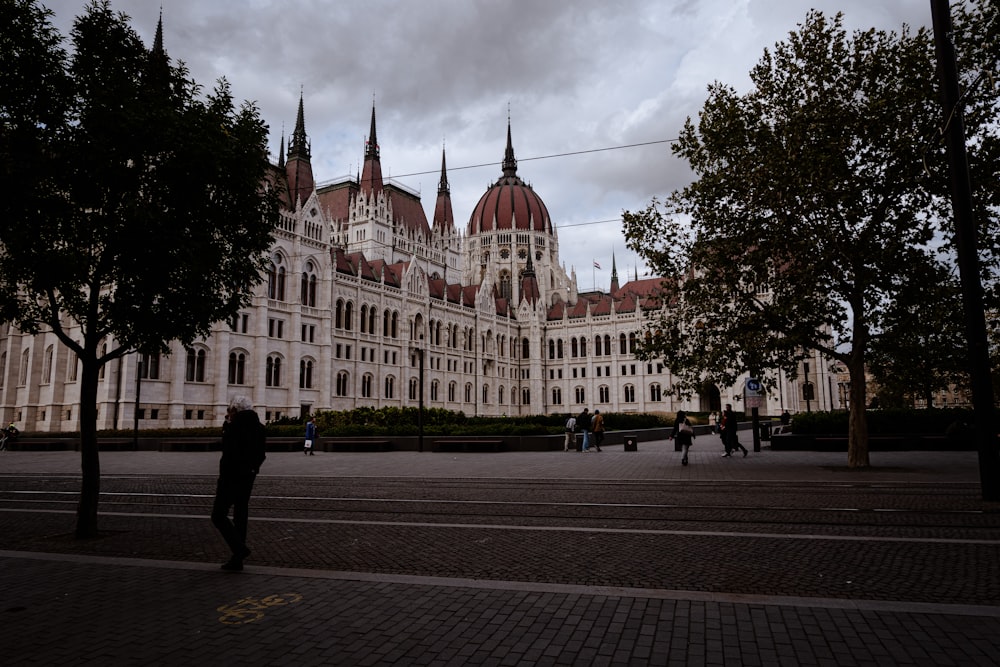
[217,593,303,625]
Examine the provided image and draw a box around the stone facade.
[0,99,837,432]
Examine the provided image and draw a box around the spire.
[284,90,314,208]
[278,129,285,168]
[520,252,540,306]
[288,90,310,160]
[144,8,170,94]
[502,115,517,178]
[360,103,384,196]
[437,145,449,195]
[611,252,620,293]
[433,146,455,232]
[153,7,164,54]
[365,104,380,161]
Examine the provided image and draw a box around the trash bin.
[623,434,638,452]
[759,422,772,441]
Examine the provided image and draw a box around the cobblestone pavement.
[1,438,999,665]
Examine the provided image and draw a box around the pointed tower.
[520,254,541,306]
[360,104,384,198]
[143,9,170,95]
[432,147,455,233]
[610,253,620,294]
[277,130,285,169]
[285,92,315,208]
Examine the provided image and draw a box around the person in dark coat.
[670,410,696,465]
[720,403,748,458]
[577,408,593,451]
[212,395,266,571]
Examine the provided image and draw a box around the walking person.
[577,408,593,452]
[212,396,267,572]
[304,416,317,455]
[591,410,605,452]
[564,414,577,451]
[720,403,748,458]
[670,410,696,465]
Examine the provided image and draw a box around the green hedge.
[788,408,982,435]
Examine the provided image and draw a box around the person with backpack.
[591,410,605,452]
[670,410,696,466]
[563,414,577,451]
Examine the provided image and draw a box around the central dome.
[466,123,552,236]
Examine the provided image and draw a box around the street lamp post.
[418,345,424,454]
[133,356,142,450]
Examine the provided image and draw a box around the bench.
[433,439,505,453]
[326,440,393,452]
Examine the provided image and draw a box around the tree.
[0,1,279,537]
[623,10,969,468]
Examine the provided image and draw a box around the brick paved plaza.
[1,435,999,665]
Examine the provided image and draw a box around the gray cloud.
[44,0,932,284]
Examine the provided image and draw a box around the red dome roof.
[466,123,552,236]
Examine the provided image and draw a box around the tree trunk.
[847,361,870,468]
[75,358,101,539]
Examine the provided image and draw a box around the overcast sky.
[45,0,933,291]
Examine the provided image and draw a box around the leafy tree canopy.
[623,5,1000,467]
[0,0,280,536]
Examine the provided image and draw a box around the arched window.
[360,305,369,333]
[300,359,314,389]
[268,255,286,300]
[571,338,579,358]
[619,334,627,355]
[448,381,456,402]
[629,332,638,352]
[228,352,246,385]
[391,311,399,338]
[42,345,53,384]
[599,385,610,403]
[19,349,29,384]
[522,337,530,359]
[336,371,349,396]
[603,335,611,355]
[499,271,511,301]
[548,339,555,360]
[649,383,662,402]
[482,384,490,404]
[368,306,377,335]
[522,388,530,405]
[140,353,160,379]
[579,337,587,357]
[384,375,395,399]
[624,384,635,403]
[557,339,564,359]
[409,377,419,400]
[344,301,354,331]
[265,355,282,387]
[300,260,317,307]
[383,309,391,337]
[465,383,473,403]
[594,335,603,356]
[431,380,439,401]
[498,385,505,405]
[335,299,344,329]
[0,351,6,388]
[575,386,585,404]
[361,373,373,398]
[186,348,206,382]
[552,387,562,405]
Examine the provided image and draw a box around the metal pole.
[133,357,142,450]
[418,348,424,453]
[931,0,1000,500]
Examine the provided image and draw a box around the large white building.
[0,97,837,432]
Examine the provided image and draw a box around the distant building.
[0,96,836,431]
